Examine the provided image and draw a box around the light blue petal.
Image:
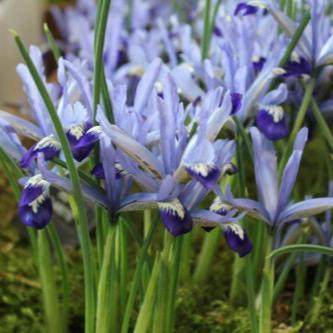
[0,111,43,139]
[278,198,333,224]
[37,156,109,208]
[97,110,165,178]
[278,128,308,209]
[134,58,162,114]
[261,83,288,105]
[250,127,278,221]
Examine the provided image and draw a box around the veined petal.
[97,110,164,178]
[0,111,43,140]
[117,193,158,212]
[250,127,279,220]
[278,198,333,224]
[278,128,308,209]
[191,209,243,228]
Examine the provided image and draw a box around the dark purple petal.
[67,125,100,162]
[234,3,258,16]
[282,57,311,78]
[256,107,289,141]
[210,199,229,216]
[158,199,193,236]
[19,198,52,229]
[19,185,44,207]
[91,163,105,179]
[252,56,266,73]
[213,26,223,37]
[91,162,125,180]
[20,146,37,168]
[223,224,252,257]
[186,164,221,189]
[20,136,61,168]
[230,92,242,115]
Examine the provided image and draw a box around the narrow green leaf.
[268,244,333,259]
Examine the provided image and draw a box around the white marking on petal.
[129,66,145,77]
[35,135,61,150]
[87,126,103,135]
[188,163,216,178]
[291,51,301,63]
[248,0,266,8]
[26,174,50,214]
[262,105,284,123]
[155,81,164,93]
[251,55,261,63]
[183,63,194,73]
[272,67,287,76]
[210,199,231,213]
[69,124,85,140]
[158,199,185,220]
[115,162,128,176]
[225,223,245,240]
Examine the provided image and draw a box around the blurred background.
[0,0,72,106]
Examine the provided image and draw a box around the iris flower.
[221,126,333,234]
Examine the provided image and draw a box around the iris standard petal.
[250,127,279,220]
[278,128,308,209]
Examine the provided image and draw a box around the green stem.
[309,264,331,324]
[246,255,259,333]
[95,225,116,333]
[46,224,70,333]
[118,220,128,315]
[311,99,333,152]
[291,251,305,325]
[273,251,297,303]
[93,0,112,120]
[121,216,159,333]
[233,117,253,161]
[259,233,274,333]
[278,79,315,177]
[201,0,212,59]
[180,232,192,282]
[134,255,161,333]
[38,230,62,333]
[44,23,61,62]
[193,228,220,285]
[12,33,96,333]
[165,236,183,333]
